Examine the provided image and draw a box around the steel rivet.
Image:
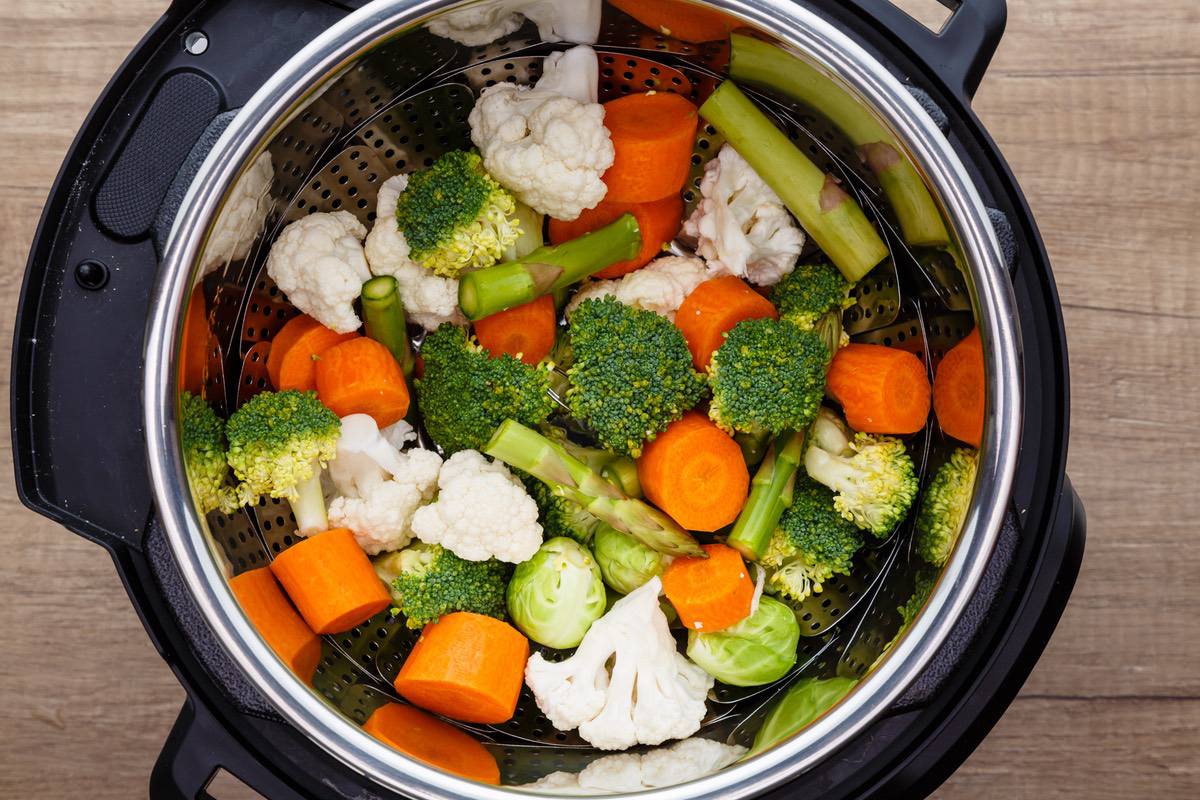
[184,30,209,56]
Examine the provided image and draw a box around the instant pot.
[12,0,1084,797]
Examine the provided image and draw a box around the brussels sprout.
[593,524,667,595]
[686,596,801,686]
[506,537,606,648]
[750,676,858,755]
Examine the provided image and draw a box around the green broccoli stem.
[458,214,642,320]
[290,466,329,535]
[361,276,415,378]
[485,420,703,557]
[699,81,889,283]
[813,308,845,358]
[735,429,772,468]
[727,430,807,561]
[728,33,950,248]
[600,457,642,499]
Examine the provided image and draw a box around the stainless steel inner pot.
[144,0,1020,797]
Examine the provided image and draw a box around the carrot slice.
[661,543,755,632]
[363,703,501,784]
[827,343,932,435]
[608,0,739,43]
[268,314,359,392]
[314,337,410,427]
[229,567,322,683]
[473,295,557,365]
[180,290,211,395]
[269,528,391,635]
[602,92,699,204]
[637,411,750,531]
[548,195,684,279]
[393,612,529,724]
[675,276,779,371]
[933,328,984,447]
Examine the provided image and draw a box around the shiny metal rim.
[144,1,1021,798]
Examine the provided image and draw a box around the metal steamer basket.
[14,1,1085,798]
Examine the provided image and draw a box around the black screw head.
[74,260,109,290]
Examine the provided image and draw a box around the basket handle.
[847,0,1007,100]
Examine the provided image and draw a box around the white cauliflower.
[521,738,747,794]
[427,0,601,46]
[326,414,442,555]
[524,577,713,751]
[201,151,274,276]
[266,210,370,333]
[364,175,466,331]
[683,144,806,287]
[566,255,708,321]
[410,450,541,563]
[469,45,614,221]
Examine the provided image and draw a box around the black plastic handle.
[152,701,308,800]
[848,0,1007,100]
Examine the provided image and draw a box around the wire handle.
[848,0,1007,100]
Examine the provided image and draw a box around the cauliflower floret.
[469,45,614,221]
[524,577,713,751]
[201,151,274,276]
[326,414,442,555]
[427,0,601,46]
[566,255,708,321]
[683,144,806,287]
[523,737,745,793]
[364,175,466,331]
[410,450,541,563]
[266,210,370,333]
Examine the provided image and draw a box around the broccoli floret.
[804,407,918,537]
[225,390,340,532]
[566,297,706,456]
[395,150,520,277]
[771,262,855,354]
[915,447,978,566]
[374,543,510,629]
[522,475,605,544]
[180,392,237,515]
[416,324,556,454]
[899,567,937,626]
[708,318,830,437]
[763,478,863,602]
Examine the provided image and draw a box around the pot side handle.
[846,0,1007,100]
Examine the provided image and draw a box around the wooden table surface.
[1,1,1197,797]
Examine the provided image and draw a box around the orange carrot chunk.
[661,543,755,632]
[393,612,529,724]
[548,195,684,279]
[473,295,557,365]
[268,314,359,392]
[269,528,391,635]
[363,703,501,785]
[229,567,323,683]
[675,276,779,371]
[637,411,750,531]
[602,92,699,204]
[608,0,740,43]
[180,290,211,395]
[314,337,410,427]
[827,343,932,435]
[933,328,985,447]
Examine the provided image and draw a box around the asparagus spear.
[361,276,415,378]
[485,419,703,557]
[699,81,888,282]
[728,33,950,248]
[458,214,642,320]
[726,430,807,561]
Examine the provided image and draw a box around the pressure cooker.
[12,0,1084,797]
